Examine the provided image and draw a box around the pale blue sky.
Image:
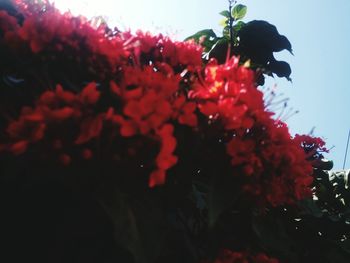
[54,0,350,169]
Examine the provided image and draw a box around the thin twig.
[343,129,350,169]
[228,0,236,48]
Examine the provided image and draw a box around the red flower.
[178,102,198,127]
[149,169,166,188]
[75,115,104,144]
[149,124,178,187]
[55,84,76,104]
[9,140,28,155]
[81,148,93,159]
[119,119,138,137]
[79,82,100,105]
[60,153,71,166]
[45,107,74,121]
[213,250,279,263]
[227,138,256,166]
[0,10,19,32]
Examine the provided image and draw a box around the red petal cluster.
[106,66,198,186]
[2,83,102,164]
[0,10,18,32]
[126,30,203,71]
[212,250,279,263]
[192,57,315,206]
[0,2,127,76]
[190,57,262,130]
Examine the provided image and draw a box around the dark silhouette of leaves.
[237,20,293,80]
[268,58,292,81]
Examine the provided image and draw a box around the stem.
[228,0,235,48]
[343,129,350,169]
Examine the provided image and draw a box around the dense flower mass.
[1,2,339,263]
[189,57,318,206]
[0,0,326,207]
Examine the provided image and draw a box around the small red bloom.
[9,140,28,155]
[214,250,279,263]
[0,10,19,32]
[79,82,100,104]
[149,124,178,187]
[82,148,93,160]
[75,115,104,144]
[60,153,71,166]
[178,102,198,127]
[46,107,74,121]
[119,119,137,137]
[55,84,76,104]
[149,169,166,188]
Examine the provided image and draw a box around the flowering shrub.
[1,1,347,263]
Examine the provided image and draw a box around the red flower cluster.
[126,30,203,71]
[2,83,102,163]
[105,66,197,185]
[191,57,316,206]
[1,0,127,77]
[0,0,326,204]
[0,1,203,187]
[294,134,328,159]
[225,120,315,206]
[190,57,263,130]
[212,250,279,263]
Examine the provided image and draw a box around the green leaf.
[232,4,247,20]
[232,21,245,33]
[185,29,217,42]
[219,10,230,18]
[185,29,218,52]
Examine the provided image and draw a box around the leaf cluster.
[186,3,293,85]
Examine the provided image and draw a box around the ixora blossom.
[189,57,323,206]
[0,0,326,208]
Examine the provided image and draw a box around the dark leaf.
[102,190,168,263]
[208,169,240,226]
[208,38,230,64]
[237,20,292,80]
[252,214,297,261]
[238,20,293,55]
[299,198,324,218]
[327,247,350,263]
[315,169,350,215]
[268,59,292,80]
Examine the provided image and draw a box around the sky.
[53,0,350,169]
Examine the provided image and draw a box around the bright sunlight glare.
[52,0,133,29]
[51,0,226,40]
[52,0,183,39]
